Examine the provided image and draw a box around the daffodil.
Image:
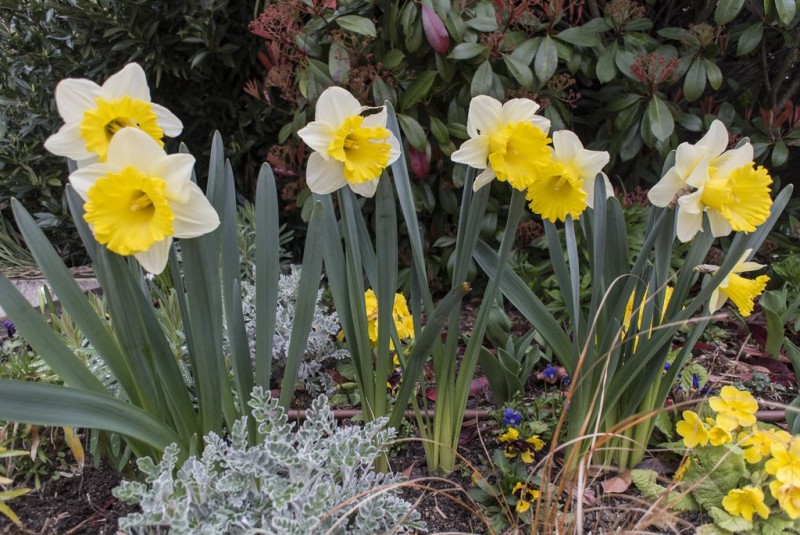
[45,63,182,166]
[766,438,800,485]
[708,386,759,431]
[512,482,541,513]
[701,250,769,318]
[769,480,800,520]
[363,289,414,346]
[721,486,770,521]
[675,162,772,242]
[676,410,710,448]
[451,96,551,191]
[648,120,751,207]
[525,130,611,223]
[297,87,401,198]
[68,128,219,274]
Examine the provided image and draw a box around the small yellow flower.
[45,63,182,166]
[769,480,800,520]
[703,250,769,318]
[739,428,778,464]
[765,438,800,485]
[709,426,733,446]
[673,457,690,483]
[722,486,770,521]
[297,87,401,197]
[708,386,759,431]
[68,128,219,274]
[499,427,542,463]
[512,482,541,513]
[363,289,414,347]
[450,96,551,191]
[700,164,772,233]
[676,410,710,448]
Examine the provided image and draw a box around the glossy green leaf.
[466,16,498,32]
[328,42,351,84]
[534,36,558,82]
[449,42,487,60]
[596,43,617,83]
[775,0,797,25]
[683,58,706,101]
[714,0,745,24]
[396,113,427,151]
[737,22,763,56]
[647,96,674,141]
[703,59,722,90]
[772,140,789,167]
[400,70,437,111]
[509,38,540,64]
[255,164,281,389]
[503,55,533,88]
[556,26,601,47]
[471,60,493,96]
[336,15,377,37]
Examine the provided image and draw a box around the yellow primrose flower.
[450,96,551,191]
[68,128,219,274]
[363,289,414,346]
[708,425,733,446]
[740,429,778,464]
[702,250,769,318]
[769,480,800,520]
[297,87,401,197]
[512,482,541,513]
[708,386,758,431]
[45,63,182,166]
[721,486,770,522]
[766,438,800,485]
[648,119,752,207]
[525,130,610,223]
[673,457,690,482]
[676,410,710,448]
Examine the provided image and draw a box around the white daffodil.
[648,120,752,207]
[68,128,219,274]
[297,86,401,198]
[45,63,182,166]
[700,249,769,317]
[525,130,611,222]
[451,96,552,191]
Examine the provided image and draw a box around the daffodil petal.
[583,172,613,208]
[697,120,729,156]
[105,128,166,171]
[306,151,346,194]
[101,63,151,102]
[387,132,402,165]
[709,287,726,312]
[685,154,713,189]
[501,98,540,124]
[574,146,610,179]
[153,154,195,203]
[171,184,221,238]
[451,136,490,169]
[315,86,362,125]
[708,210,732,237]
[473,167,497,191]
[361,107,388,128]
[676,206,704,242]
[714,144,754,178]
[466,95,502,138]
[54,78,102,123]
[348,178,380,198]
[134,237,172,274]
[298,121,336,157]
[44,122,95,161]
[68,164,115,200]
[150,103,183,137]
[734,261,766,273]
[648,167,686,206]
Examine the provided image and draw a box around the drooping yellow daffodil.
[701,249,769,318]
[769,480,800,520]
[68,128,219,274]
[363,288,414,346]
[675,162,772,242]
[722,486,770,522]
[676,410,710,448]
[45,63,182,166]
[451,96,551,191]
[297,87,401,198]
[766,438,800,485]
[525,130,611,223]
[648,120,751,207]
[708,386,759,431]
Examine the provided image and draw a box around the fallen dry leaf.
[601,471,632,494]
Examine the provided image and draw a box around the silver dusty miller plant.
[240,265,348,396]
[114,388,425,534]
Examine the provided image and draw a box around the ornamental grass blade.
[10,198,140,405]
[0,380,183,457]
[278,201,326,408]
[255,164,281,389]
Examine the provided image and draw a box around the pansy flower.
[498,427,544,463]
[512,482,541,513]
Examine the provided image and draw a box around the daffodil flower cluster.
[648,120,773,242]
[498,426,545,464]
[450,96,611,223]
[674,386,800,522]
[45,63,219,274]
[696,248,769,318]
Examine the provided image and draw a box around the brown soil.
[0,463,137,535]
